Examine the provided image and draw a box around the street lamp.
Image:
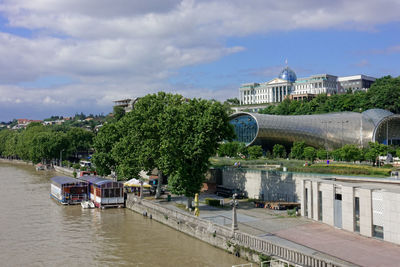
[59,149,64,167]
[230,193,239,232]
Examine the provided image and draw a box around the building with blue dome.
[278,66,297,82]
[239,66,375,105]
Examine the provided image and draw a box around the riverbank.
[0,158,33,165]
[125,194,350,267]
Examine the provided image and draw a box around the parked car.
[215,186,246,198]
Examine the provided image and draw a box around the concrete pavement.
[157,194,400,267]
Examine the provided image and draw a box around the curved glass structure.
[278,67,297,82]
[230,109,400,149]
[230,115,258,145]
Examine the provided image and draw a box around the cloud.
[353,59,370,67]
[0,0,399,120]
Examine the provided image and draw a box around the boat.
[81,201,95,209]
[77,176,124,208]
[50,176,88,205]
[36,163,45,171]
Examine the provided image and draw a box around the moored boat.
[50,176,88,205]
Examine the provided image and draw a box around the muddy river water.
[0,162,246,266]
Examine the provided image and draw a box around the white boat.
[81,201,95,209]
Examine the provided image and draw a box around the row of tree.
[92,92,234,207]
[0,123,94,164]
[217,140,394,166]
[259,76,400,115]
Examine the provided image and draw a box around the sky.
[0,0,400,121]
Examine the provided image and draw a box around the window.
[318,191,323,221]
[354,197,360,232]
[373,225,384,239]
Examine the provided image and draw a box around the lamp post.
[59,149,64,167]
[230,193,239,233]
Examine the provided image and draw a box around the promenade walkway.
[159,194,400,267]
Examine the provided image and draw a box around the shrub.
[205,198,221,207]
[291,141,305,159]
[248,145,263,159]
[303,147,316,161]
[72,163,81,170]
[273,144,286,158]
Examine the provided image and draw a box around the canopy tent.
[124,178,152,188]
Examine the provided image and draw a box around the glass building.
[229,109,400,149]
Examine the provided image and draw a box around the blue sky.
[0,0,399,122]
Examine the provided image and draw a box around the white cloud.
[0,0,399,120]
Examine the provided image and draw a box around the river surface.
[0,162,246,267]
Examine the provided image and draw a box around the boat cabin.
[78,176,124,208]
[50,176,88,204]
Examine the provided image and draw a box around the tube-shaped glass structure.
[229,109,400,149]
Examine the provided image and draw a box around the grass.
[210,157,395,177]
[288,162,393,177]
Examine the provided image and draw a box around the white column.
[312,181,319,221]
[359,188,372,237]
[342,186,355,232]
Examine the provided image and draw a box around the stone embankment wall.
[54,165,74,176]
[126,194,348,267]
[0,158,33,165]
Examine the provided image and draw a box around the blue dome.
[278,67,297,82]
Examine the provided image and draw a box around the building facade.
[301,177,400,244]
[338,75,376,93]
[239,66,375,105]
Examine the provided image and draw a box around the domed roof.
[278,67,297,82]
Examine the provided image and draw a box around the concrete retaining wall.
[126,194,347,267]
[54,165,75,176]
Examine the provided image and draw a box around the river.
[0,162,247,267]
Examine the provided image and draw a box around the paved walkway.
[158,194,400,267]
[274,223,400,267]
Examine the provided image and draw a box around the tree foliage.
[273,144,286,158]
[217,141,246,157]
[247,145,263,159]
[303,146,316,161]
[93,92,234,200]
[290,141,305,159]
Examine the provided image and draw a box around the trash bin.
[167,194,171,202]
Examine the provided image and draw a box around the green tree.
[303,146,316,161]
[113,106,126,121]
[340,144,362,162]
[366,76,400,113]
[316,149,328,160]
[160,97,234,207]
[273,144,286,158]
[364,142,388,165]
[92,123,121,176]
[111,93,234,207]
[247,145,263,159]
[290,141,305,159]
[217,141,245,157]
[66,127,94,158]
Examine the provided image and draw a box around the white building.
[291,74,338,95]
[239,66,376,105]
[239,67,296,105]
[338,75,376,93]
